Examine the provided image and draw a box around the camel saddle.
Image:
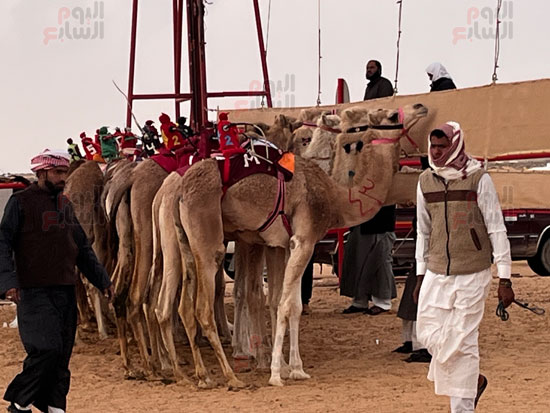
[150,141,201,174]
[213,141,294,190]
[213,140,295,236]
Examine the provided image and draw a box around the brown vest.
[419,169,492,275]
[14,184,79,288]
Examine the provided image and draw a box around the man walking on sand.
[413,122,514,412]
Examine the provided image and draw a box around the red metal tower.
[126,0,272,131]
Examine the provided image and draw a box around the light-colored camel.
[289,108,333,156]
[177,103,428,387]
[150,117,299,382]
[302,113,342,175]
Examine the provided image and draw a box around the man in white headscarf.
[426,62,457,92]
[413,122,514,412]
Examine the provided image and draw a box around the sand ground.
[1,262,549,412]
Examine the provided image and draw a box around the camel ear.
[256,122,270,133]
[320,113,328,126]
[341,108,355,124]
[290,120,303,132]
[273,114,285,127]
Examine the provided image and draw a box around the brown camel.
[177,103,428,387]
[65,160,112,339]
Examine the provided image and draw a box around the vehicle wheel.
[527,237,550,276]
[223,254,235,280]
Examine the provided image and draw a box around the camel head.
[288,108,335,156]
[266,114,301,151]
[332,107,420,187]
[365,103,428,130]
[302,113,342,174]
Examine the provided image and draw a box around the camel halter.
[301,122,342,135]
[344,108,419,147]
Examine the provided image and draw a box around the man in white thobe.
[413,122,515,412]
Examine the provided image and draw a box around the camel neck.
[328,144,397,229]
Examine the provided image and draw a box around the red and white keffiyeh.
[30,149,70,172]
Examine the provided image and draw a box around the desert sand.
[1,261,549,412]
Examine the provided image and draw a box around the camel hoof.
[268,376,284,387]
[98,332,109,340]
[280,365,291,379]
[289,370,311,381]
[124,370,146,381]
[227,378,246,390]
[197,378,215,389]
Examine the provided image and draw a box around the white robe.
[415,173,511,399]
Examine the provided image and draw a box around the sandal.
[475,375,488,407]
[364,305,389,316]
[342,305,365,314]
[392,341,413,354]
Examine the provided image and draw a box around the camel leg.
[111,192,134,375]
[75,273,93,331]
[174,202,213,387]
[265,246,290,379]
[145,268,172,374]
[180,201,244,389]
[88,287,109,339]
[214,266,232,344]
[154,190,187,379]
[231,242,248,359]
[241,243,270,369]
[269,238,312,386]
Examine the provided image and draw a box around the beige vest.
[419,169,492,275]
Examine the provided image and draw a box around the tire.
[527,237,550,276]
[223,253,235,280]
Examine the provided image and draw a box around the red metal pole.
[186,0,208,130]
[172,0,180,119]
[336,78,345,104]
[252,0,272,108]
[175,0,184,119]
[126,0,139,128]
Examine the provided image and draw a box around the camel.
[289,107,333,156]
[301,113,342,175]
[150,116,300,383]
[65,160,113,339]
[176,103,428,387]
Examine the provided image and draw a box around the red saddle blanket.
[214,142,294,189]
[151,144,201,174]
[152,140,295,187]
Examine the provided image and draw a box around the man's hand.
[5,288,20,304]
[413,275,424,305]
[103,285,115,303]
[498,280,515,308]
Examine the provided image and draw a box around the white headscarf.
[428,121,482,180]
[426,62,452,82]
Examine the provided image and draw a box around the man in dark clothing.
[0,150,113,413]
[426,62,457,92]
[341,63,397,315]
[363,60,394,101]
[340,206,397,315]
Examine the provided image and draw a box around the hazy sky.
[1,0,549,173]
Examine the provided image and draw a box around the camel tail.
[105,178,134,220]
